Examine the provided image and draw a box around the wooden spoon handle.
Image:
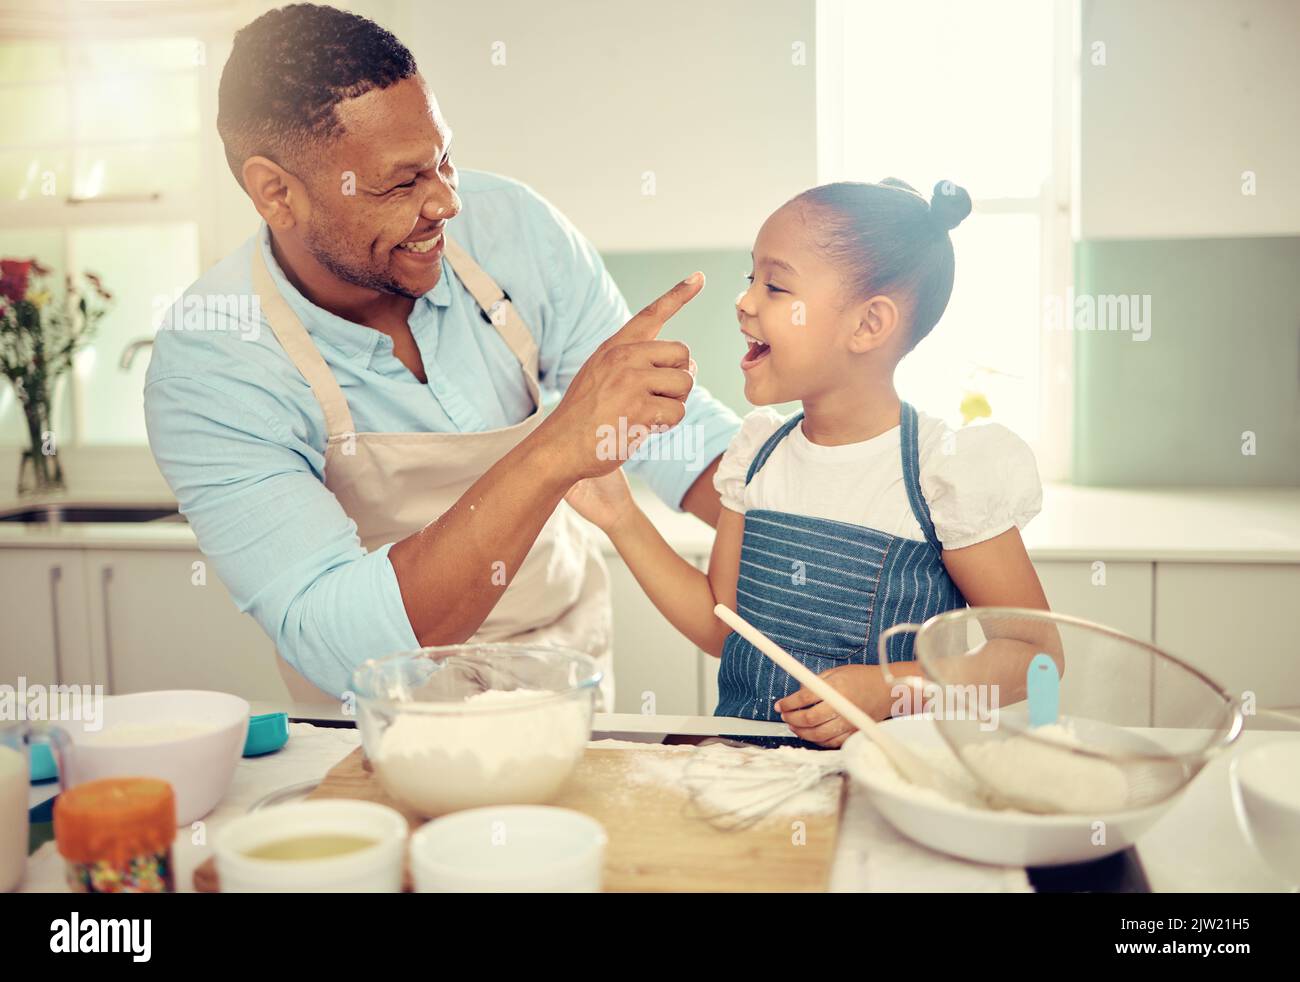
[714,604,969,798]
[714,604,887,739]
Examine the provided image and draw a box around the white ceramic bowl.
[60,690,249,825]
[843,717,1178,867]
[1230,742,1300,887]
[214,800,408,893]
[409,805,606,892]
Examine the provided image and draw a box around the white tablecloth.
[18,723,1029,893]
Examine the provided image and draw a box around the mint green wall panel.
[1073,237,1300,486]
[603,249,799,420]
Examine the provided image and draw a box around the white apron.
[251,236,614,708]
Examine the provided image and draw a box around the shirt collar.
[256,223,452,363]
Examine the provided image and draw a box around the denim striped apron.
[715,402,966,724]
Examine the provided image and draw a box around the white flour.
[852,723,1130,815]
[372,689,589,817]
[80,722,218,747]
[959,722,1129,813]
[852,739,990,810]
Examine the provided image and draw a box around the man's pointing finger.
[614,271,705,344]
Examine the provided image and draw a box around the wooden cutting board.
[195,744,845,892]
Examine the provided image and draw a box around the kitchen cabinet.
[0,549,93,688]
[1033,561,1154,641]
[1153,563,1300,718]
[82,550,289,700]
[3,484,1296,723]
[699,652,721,716]
[694,553,722,716]
[1033,561,1155,725]
[0,546,287,700]
[607,555,700,716]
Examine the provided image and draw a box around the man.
[144,4,739,701]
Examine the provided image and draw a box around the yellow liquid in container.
[243,835,377,861]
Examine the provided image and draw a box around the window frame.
[0,29,225,448]
[815,0,1077,482]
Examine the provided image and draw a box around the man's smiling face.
[299,75,461,300]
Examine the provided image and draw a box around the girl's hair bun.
[928,180,971,231]
[790,176,967,349]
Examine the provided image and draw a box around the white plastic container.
[1231,742,1300,888]
[214,800,408,893]
[409,805,606,893]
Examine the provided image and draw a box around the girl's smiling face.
[736,202,873,406]
[737,200,910,407]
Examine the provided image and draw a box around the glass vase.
[17,401,64,497]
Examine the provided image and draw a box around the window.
[816,0,1074,478]
[0,36,212,446]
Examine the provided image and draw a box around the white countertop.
[21,718,1031,894]
[20,712,1298,893]
[227,706,1300,892]
[2,481,1299,563]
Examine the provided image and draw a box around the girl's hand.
[774,664,911,748]
[564,467,637,533]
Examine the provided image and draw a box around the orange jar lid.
[55,778,176,866]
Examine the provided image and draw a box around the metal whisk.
[679,743,844,832]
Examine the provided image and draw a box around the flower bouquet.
[0,258,112,495]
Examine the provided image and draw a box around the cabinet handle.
[101,565,115,694]
[49,565,64,683]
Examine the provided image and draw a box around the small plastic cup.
[214,800,408,893]
[409,805,606,893]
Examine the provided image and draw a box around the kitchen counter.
[20,711,1298,893]
[21,717,1030,894]
[263,702,1300,894]
[3,482,1300,563]
[239,707,1300,893]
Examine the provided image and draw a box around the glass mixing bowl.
[877,607,1243,813]
[351,644,602,818]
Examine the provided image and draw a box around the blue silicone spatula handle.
[1027,653,1060,728]
[242,712,290,757]
[29,742,58,783]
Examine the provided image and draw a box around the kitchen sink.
[0,504,184,524]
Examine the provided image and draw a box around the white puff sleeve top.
[916,416,1043,550]
[712,407,1041,550]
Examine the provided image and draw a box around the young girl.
[566,178,1049,747]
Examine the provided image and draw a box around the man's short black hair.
[217,3,418,188]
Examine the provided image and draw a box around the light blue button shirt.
[144,169,739,695]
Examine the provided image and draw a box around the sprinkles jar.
[54,778,176,893]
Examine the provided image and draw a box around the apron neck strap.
[252,240,358,440]
[441,235,541,396]
[742,403,945,552]
[252,231,544,440]
[899,401,944,552]
[744,412,804,485]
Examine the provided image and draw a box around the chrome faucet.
[119,337,154,370]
